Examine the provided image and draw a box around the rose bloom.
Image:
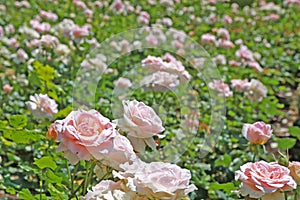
[3,84,13,94]
[235,161,296,199]
[115,100,165,152]
[236,45,254,62]
[217,39,235,49]
[246,79,268,102]
[230,79,250,92]
[288,161,300,185]
[55,109,137,168]
[217,28,230,40]
[201,33,216,43]
[113,77,132,89]
[84,179,147,200]
[248,61,263,72]
[140,71,180,92]
[242,121,272,144]
[114,160,197,199]
[26,94,58,119]
[208,80,233,98]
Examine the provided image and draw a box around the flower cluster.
[48,100,196,199]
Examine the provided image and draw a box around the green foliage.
[34,156,57,170]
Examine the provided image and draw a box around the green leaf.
[46,170,62,184]
[277,138,297,149]
[3,129,42,144]
[214,153,232,167]
[34,156,57,170]
[180,107,190,115]
[209,182,236,193]
[0,120,8,129]
[19,188,35,200]
[289,126,300,140]
[8,115,28,128]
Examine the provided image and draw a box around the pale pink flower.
[55,109,137,168]
[16,48,28,61]
[73,0,87,9]
[85,9,93,18]
[246,79,268,102]
[40,10,58,21]
[288,161,300,185]
[8,38,19,49]
[235,161,296,199]
[248,61,263,72]
[40,34,59,48]
[15,1,30,8]
[214,54,227,65]
[230,79,250,92]
[209,13,216,24]
[3,84,13,94]
[160,0,174,7]
[284,0,300,6]
[113,0,123,10]
[138,11,150,25]
[229,60,240,66]
[224,15,232,24]
[26,94,58,119]
[141,71,180,92]
[145,34,158,46]
[217,28,230,40]
[5,24,15,35]
[201,33,216,43]
[208,80,233,97]
[162,17,173,26]
[113,77,132,89]
[236,45,254,62]
[217,39,235,48]
[72,26,89,38]
[115,100,165,152]
[114,160,197,199]
[242,121,272,144]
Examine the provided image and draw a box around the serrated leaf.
[289,126,300,140]
[8,115,28,128]
[277,138,297,149]
[46,170,62,184]
[34,156,57,170]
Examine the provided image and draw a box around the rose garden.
[1,0,300,199]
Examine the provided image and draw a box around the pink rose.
[230,79,250,92]
[235,161,296,199]
[115,100,165,152]
[242,121,272,144]
[248,61,263,72]
[217,28,230,40]
[288,161,300,185]
[208,80,233,97]
[3,84,13,94]
[140,71,180,92]
[26,94,58,119]
[114,160,197,199]
[245,79,268,102]
[113,77,132,89]
[55,109,137,168]
[84,180,146,200]
[236,45,254,62]
[201,33,216,43]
